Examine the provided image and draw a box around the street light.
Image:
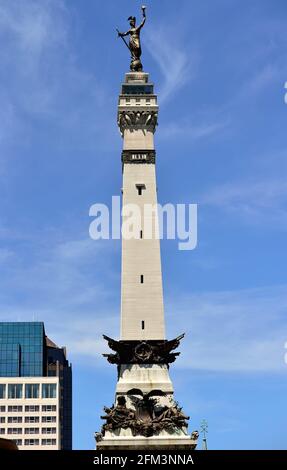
[200,419,208,450]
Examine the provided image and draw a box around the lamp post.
[201,419,208,450]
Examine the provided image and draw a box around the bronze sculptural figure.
[98,391,191,440]
[117,6,146,72]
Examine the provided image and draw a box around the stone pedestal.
[97,433,198,451]
[116,364,174,394]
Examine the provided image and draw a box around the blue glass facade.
[0,323,45,377]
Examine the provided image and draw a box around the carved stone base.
[96,433,198,451]
[95,365,199,450]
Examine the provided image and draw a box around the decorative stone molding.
[98,394,196,440]
[103,334,185,366]
[122,150,156,165]
[124,72,149,83]
[118,110,158,135]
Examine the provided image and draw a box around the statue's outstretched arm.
[118,30,130,37]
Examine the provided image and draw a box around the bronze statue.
[100,390,191,438]
[103,333,185,365]
[101,396,136,433]
[117,6,146,72]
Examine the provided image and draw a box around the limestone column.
[96,72,199,450]
[120,72,165,341]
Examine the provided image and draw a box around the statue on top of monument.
[117,6,146,72]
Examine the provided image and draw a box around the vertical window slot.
[136,184,146,195]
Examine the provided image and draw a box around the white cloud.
[0,0,109,153]
[0,0,66,57]
[166,285,287,372]
[54,238,102,262]
[49,316,119,359]
[245,65,278,95]
[159,119,228,141]
[234,64,280,106]
[1,223,286,374]
[0,229,119,366]
[201,178,287,228]
[0,0,68,114]
[144,25,197,104]
[0,230,118,313]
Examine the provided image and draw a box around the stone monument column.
[95,9,199,451]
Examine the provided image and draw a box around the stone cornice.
[118,110,158,136]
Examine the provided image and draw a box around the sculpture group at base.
[96,393,197,442]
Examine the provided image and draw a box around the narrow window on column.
[140,230,143,239]
[136,184,146,195]
[141,321,145,330]
[140,275,144,284]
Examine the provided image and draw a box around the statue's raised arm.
[137,6,146,31]
[117,6,147,72]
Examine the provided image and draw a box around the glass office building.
[0,323,45,377]
[0,322,72,450]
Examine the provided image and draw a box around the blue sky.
[0,0,287,450]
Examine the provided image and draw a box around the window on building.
[42,383,57,399]
[42,427,56,434]
[0,417,5,423]
[146,98,151,105]
[140,230,143,239]
[7,428,22,435]
[12,439,22,446]
[24,439,39,446]
[8,416,22,424]
[8,384,22,399]
[42,405,56,412]
[42,439,56,446]
[140,275,144,284]
[141,321,145,330]
[25,384,39,399]
[0,406,5,412]
[42,416,56,423]
[136,184,146,196]
[25,405,39,412]
[0,384,6,399]
[0,428,5,435]
[136,98,140,105]
[25,428,39,435]
[8,406,22,412]
[25,416,39,423]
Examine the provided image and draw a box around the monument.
[95,7,199,450]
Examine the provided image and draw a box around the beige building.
[0,377,59,450]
